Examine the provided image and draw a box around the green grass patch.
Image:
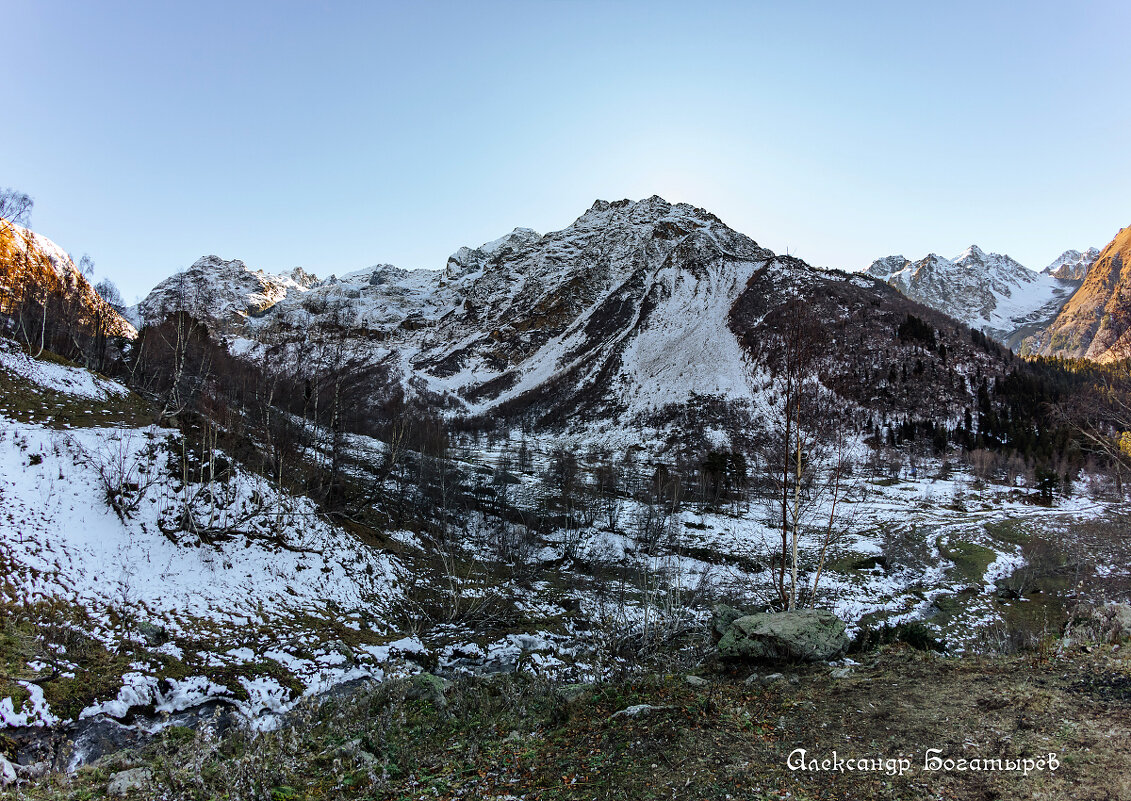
[937,537,997,583]
[0,595,139,721]
[826,552,887,573]
[985,518,1033,546]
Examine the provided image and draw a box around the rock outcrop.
[1024,225,1131,361]
[717,610,848,663]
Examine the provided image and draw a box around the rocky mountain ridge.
[1042,248,1101,281]
[0,222,137,339]
[864,245,1084,349]
[132,197,1027,439]
[133,256,317,333]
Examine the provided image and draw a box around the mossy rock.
[710,604,749,638]
[557,682,594,702]
[718,610,848,663]
[136,621,169,646]
[406,673,449,706]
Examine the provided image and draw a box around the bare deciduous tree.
[0,187,32,236]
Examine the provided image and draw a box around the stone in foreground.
[718,610,848,663]
[108,768,152,796]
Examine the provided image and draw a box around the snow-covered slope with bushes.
[0,348,415,730]
[0,342,128,400]
[0,422,401,636]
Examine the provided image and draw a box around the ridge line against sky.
[3,0,1128,300]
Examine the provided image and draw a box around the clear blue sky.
[3,1,1128,301]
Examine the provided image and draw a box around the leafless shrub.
[84,428,163,520]
[971,614,1058,658]
[489,520,535,571]
[999,535,1092,599]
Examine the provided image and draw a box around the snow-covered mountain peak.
[951,246,1031,280]
[137,255,315,329]
[446,227,543,278]
[573,195,723,231]
[1041,248,1100,281]
[866,245,1080,347]
[188,254,249,279]
[481,227,540,253]
[439,198,748,289]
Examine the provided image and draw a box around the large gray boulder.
[718,610,848,663]
[1068,601,1131,644]
[107,767,152,796]
[0,756,16,788]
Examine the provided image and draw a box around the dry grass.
[4,642,1130,801]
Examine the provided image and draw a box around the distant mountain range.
[9,197,1128,442]
[862,227,1131,363]
[864,245,1097,350]
[121,197,1035,439]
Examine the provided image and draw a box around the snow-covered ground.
[0,414,425,728]
[2,344,1126,740]
[0,352,426,731]
[1,422,401,630]
[419,424,1121,660]
[0,343,127,401]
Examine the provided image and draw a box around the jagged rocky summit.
[864,245,1092,349]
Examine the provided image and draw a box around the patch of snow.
[0,682,59,727]
[0,343,129,400]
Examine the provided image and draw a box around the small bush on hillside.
[849,621,944,654]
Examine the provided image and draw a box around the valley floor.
[2,340,1131,799]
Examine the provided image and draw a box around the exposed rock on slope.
[142,197,778,424]
[864,246,1078,348]
[717,610,848,663]
[1025,225,1131,361]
